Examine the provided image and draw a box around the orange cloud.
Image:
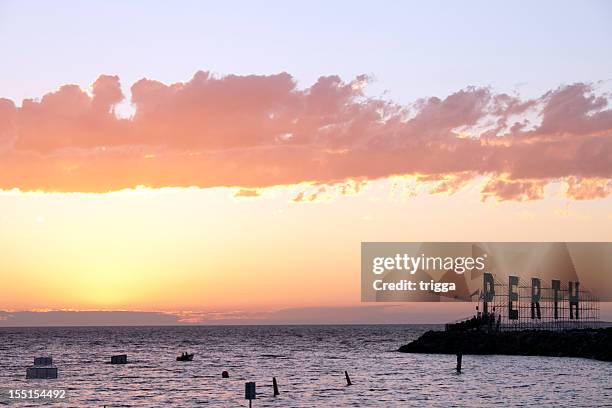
[1,72,611,200]
[565,177,612,200]
[292,186,328,203]
[234,188,261,198]
[481,178,546,202]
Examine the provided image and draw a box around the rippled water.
[1,325,611,407]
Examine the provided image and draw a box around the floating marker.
[222,370,230,378]
[27,357,57,379]
[345,370,352,386]
[111,354,128,364]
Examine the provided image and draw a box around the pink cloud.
[0,71,611,200]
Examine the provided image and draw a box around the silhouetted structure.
[446,272,600,332]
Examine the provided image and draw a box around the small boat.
[176,353,194,362]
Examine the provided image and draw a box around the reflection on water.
[1,325,611,407]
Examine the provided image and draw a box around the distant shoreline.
[1,322,611,329]
[0,323,446,328]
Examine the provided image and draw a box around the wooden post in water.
[456,353,462,373]
[345,370,352,386]
[272,377,279,396]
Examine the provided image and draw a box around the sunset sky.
[1,1,611,324]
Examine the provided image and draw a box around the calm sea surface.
[1,325,611,407]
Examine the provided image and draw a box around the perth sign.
[480,272,599,330]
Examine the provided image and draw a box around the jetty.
[399,326,612,361]
[398,270,611,362]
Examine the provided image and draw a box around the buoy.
[456,353,462,373]
[222,370,229,378]
[272,377,279,396]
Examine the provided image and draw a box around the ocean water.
[0,325,611,407]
